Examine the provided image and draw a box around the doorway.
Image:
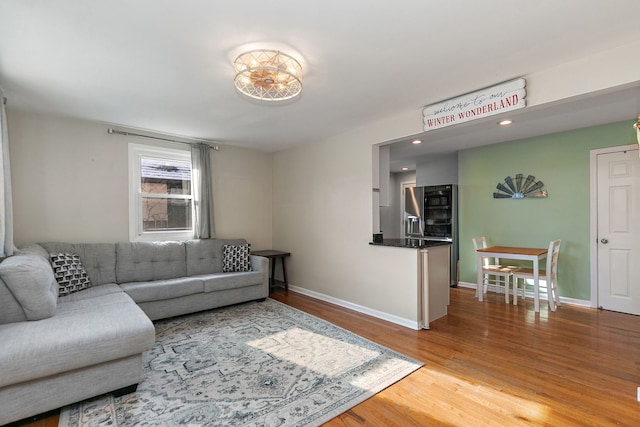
[400,180,416,239]
[590,144,640,315]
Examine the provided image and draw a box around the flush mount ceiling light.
[233,49,302,102]
[498,119,513,126]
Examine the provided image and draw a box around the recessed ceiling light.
[402,167,409,171]
[412,139,422,144]
[498,119,513,126]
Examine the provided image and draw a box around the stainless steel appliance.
[404,186,425,238]
[404,185,459,285]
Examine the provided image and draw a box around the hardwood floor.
[271,288,640,426]
[14,287,640,426]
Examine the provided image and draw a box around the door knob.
[600,238,609,244]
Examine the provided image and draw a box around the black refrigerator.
[424,185,458,286]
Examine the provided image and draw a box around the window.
[129,144,193,241]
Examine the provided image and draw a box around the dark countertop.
[369,238,452,249]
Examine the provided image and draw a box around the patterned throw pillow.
[50,253,92,296]
[222,244,252,272]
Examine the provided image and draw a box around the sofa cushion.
[50,253,92,296]
[18,243,50,260]
[116,241,186,283]
[0,253,58,321]
[185,239,247,276]
[120,277,204,303]
[200,270,263,292]
[41,243,117,286]
[222,243,252,272]
[0,291,155,389]
[57,283,123,304]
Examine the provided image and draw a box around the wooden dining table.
[476,246,548,312]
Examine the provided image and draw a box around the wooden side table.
[252,250,290,291]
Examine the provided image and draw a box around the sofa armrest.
[0,245,58,323]
[250,255,269,295]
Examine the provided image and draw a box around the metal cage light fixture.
[233,49,302,101]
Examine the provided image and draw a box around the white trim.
[456,281,477,290]
[128,143,194,242]
[399,180,415,238]
[589,144,639,309]
[558,296,593,308]
[589,148,598,308]
[292,281,592,327]
[457,281,591,308]
[287,284,421,330]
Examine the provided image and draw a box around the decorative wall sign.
[493,174,547,199]
[422,78,526,131]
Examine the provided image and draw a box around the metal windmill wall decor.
[493,174,547,199]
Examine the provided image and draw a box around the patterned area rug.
[58,298,422,427]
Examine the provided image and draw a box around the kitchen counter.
[370,238,452,249]
[370,238,451,328]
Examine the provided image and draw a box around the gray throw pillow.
[50,253,92,296]
[222,244,251,272]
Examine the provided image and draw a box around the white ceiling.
[1,1,640,161]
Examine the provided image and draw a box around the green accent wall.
[458,119,637,300]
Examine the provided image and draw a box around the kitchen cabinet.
[369,238,451,329]
[419,244,450,328]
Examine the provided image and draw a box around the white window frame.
[128,143,194,241]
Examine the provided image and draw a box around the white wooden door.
[597,147,640,314]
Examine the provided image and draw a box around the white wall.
[209,140,273,250]
[525,40,640,106]
[7,110,273,249]
[273,110,424,325]
[380,171,415,239]
[6,40,639,328]
[272,40,640,327]
[416,152,458,186]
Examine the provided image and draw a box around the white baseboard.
[456,281,477,290]
[556,296,592,308]
[457,281,592,308]
[285,282,592,331]
[287,284,421,330]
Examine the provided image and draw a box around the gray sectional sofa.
[0,238,268,425]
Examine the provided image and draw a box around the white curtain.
[191,143,215,239]
[0,89,15,257]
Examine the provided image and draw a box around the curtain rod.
[107,128,220,151]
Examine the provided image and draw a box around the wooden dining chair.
[511,239,561,311]
[472,237,513,301]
